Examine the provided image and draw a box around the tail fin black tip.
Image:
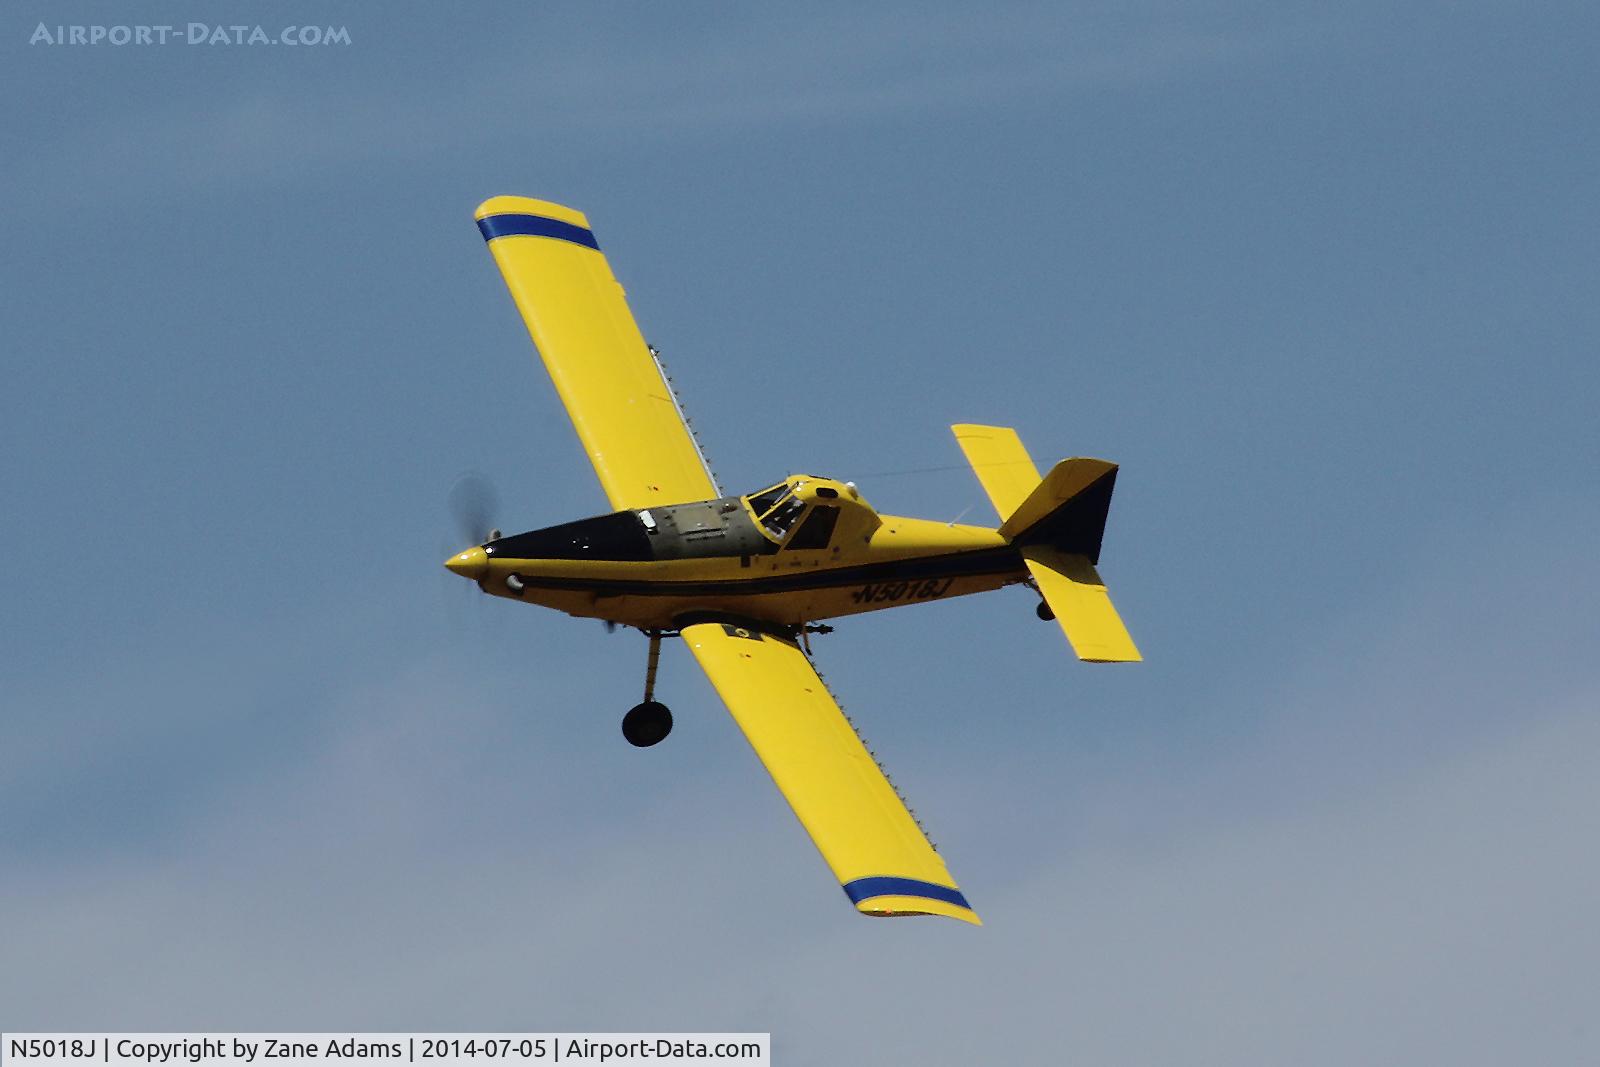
[1009,466,1117,564]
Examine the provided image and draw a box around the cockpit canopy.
[483,475,878,565]
[745,482,811,540]
[740,475,872,550]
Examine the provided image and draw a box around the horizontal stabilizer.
[951,424,1042,520]
[1024,545,1141,663]
[953,423,1142,663]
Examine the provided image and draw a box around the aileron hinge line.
[811,661,939,852]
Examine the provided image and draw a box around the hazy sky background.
[3,2,1597,1063]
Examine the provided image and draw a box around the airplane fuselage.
[448,474,1030,631]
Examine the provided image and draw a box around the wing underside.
[682,621,979,924]
[476,196,717,511]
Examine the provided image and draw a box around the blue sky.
[3,2,1597,1061]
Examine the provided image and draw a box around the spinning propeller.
[442,471,498,581]
[441,471,618,632]
[448,470,501,546]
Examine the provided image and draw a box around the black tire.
[1035,601,1056,621]
[622,701,673,747]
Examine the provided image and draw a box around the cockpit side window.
[784,505,839,550]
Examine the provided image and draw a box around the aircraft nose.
[444,546,489,579]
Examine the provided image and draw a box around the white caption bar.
[2,1036,768,1067]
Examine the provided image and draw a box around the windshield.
[760,495,808,540]
[745,483,788,515]
[744,482,811,540]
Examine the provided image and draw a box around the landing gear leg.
[622,629,673,747]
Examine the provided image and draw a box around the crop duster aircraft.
[446,197,1142,925]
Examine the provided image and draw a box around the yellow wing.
[476,196,718,511]
[682,621,980,925]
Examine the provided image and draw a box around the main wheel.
[1035,601,1056,621]
[622,700,673,747]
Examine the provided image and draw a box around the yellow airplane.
[446,196,1141,926]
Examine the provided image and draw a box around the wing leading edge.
[476,196,718,511]
[682,621,980,925]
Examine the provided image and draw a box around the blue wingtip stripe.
[843,876,972,911]
[477,213,600,250]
